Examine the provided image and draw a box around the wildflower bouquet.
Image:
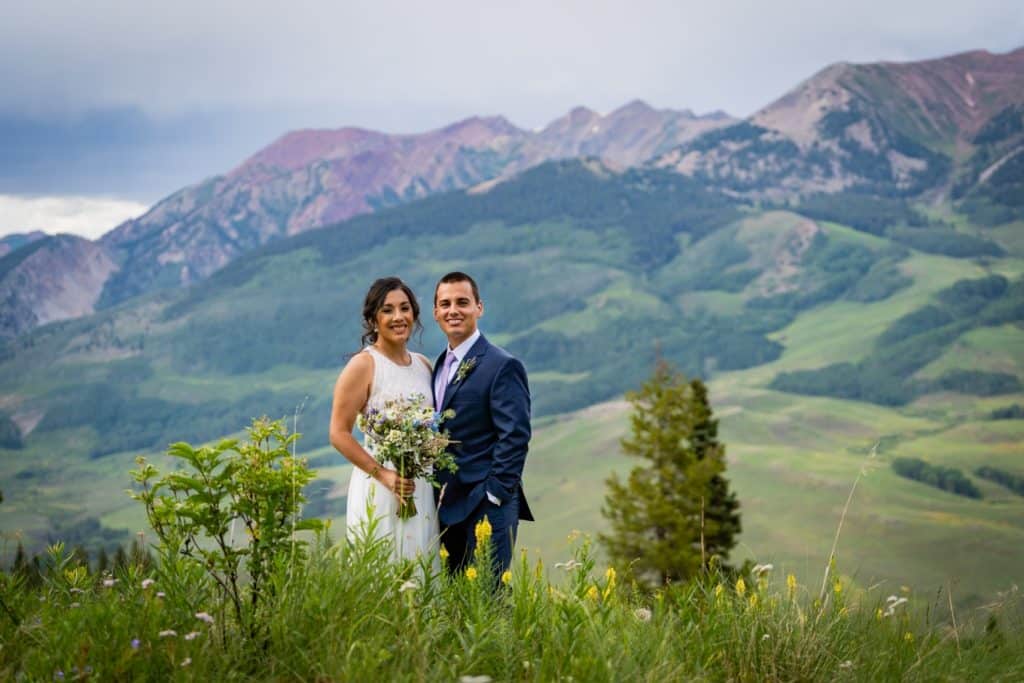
[357,393,457,519]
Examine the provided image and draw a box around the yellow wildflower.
[465,567,478,581]
[904,632,914,643]
[605,566,617,584]
[833,579,842,596]
[749,594,759,609]
[439,545,449,561]
[735,578,746,597]
[786,573,797,597]
[604,567,617,598]
[501,570,512,586]
[475,516,492,547]
[586,585,599,601]
[876,607,884,620]
[714,584,724,603]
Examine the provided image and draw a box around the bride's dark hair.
[360,276,423,348]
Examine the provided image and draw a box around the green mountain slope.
[1,159,1021,605]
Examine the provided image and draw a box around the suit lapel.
[441,334,490,412]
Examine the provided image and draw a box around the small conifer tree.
[600,360,740,586]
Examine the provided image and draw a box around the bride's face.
[375,288,415,345]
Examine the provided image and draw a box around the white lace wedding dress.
[345,347,441,571]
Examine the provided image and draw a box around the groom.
[432,271,533,576]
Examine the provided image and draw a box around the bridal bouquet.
[358,393,457,519]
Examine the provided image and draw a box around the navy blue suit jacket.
[432,334,533,527]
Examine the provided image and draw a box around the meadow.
[2,519,1022,681]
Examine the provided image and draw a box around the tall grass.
[1,525,1021,681]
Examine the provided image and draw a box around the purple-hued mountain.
[0,234,117,338]
[4,45,1023,338]
[0,231,47,258]
[655,47,1024,197]
[97,102,732,304]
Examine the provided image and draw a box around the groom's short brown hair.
[434,271,481,304]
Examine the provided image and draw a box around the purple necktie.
[435,351,457,407]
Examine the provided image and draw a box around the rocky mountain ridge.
[654,47,1024,199]
[5,45,1023,338]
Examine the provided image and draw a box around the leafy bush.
[130,417,322,641]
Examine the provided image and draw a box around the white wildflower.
[752,563,774,577]
[554,560,583,571]
[634,607,652,622]
[180,658,192,668]
[883,596,908,616]
[195,611,215,624]
[141,578,155,589]
[102,578,117,588]
[399,580,419,593]
[184,631,201,641]
[839,660,854,670]
[158,630,177,638]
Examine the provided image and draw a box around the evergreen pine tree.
[687,379,741,566]
[600,360,740,586]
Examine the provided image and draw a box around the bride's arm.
[329,352,415,498]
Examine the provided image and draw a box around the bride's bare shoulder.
[339,349,374,379]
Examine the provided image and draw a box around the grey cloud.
[2,0,1021,127]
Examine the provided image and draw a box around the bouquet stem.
[398,496,418,520]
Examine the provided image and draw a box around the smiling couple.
[329,272,532,577]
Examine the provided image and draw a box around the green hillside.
[1,159,1022,605]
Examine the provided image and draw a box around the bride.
[329,276,440,569]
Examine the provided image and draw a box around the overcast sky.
[1,0,1022,238]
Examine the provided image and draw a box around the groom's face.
[434,280,483,346]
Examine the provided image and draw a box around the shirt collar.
[447,328,481,362]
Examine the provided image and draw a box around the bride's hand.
[375,468,416,498]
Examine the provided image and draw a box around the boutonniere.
[455,357,478,384]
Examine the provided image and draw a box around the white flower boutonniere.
[455,357,478,384]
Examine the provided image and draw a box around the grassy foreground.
[1,527,1021,682]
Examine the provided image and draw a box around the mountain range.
[0,46,1022,601]
[2,46,1021,339]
